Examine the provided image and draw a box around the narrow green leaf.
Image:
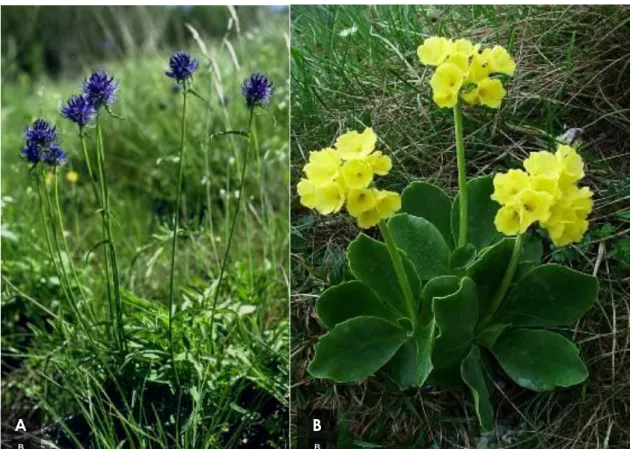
[401,181,454,248]
[461,346,494,432]
[308,316,409,382]
[348,234,421,319]
[388,214,451,282]
[385,319,435,389]
[491,328,588,391]
[451,175,500,250]
[427,276,479,386]
[495,265,598,327]
[316,281,400,329]
[450,243,477,274]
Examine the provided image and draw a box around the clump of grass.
[291,5,629,448]
[2,6,289,448]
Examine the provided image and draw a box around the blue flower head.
[165,51,199,83]
[20,142,41,164]
[43,145,67,167]
[241,73,274,109]
[62,95,97,128]
[25,119,58,148]
[82,70,117,109]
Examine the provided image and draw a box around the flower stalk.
[477,233,524,331]
[453,102,468,247]
[378,220,418,330]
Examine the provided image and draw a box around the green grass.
[2,8,289,448]
[290,5,629,448]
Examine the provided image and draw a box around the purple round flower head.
[43,145,67,167]
[241,73,274,109]
[165,51,199,83]
[62,95,97,128]
[25,119,58,148]
[82,70,117,109]
[20,142,41,164]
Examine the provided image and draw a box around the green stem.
[477,233,524,331]
[167,89,188,388]
[378,220,418,330]
[209,110,255,340]
[53,171,96,323]
[453,103,468,247]
[96,116,125,352]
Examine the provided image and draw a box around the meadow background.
[2,5,289,448]
[290,5,629,448]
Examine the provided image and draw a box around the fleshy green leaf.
[385,319,435,389]
[476,323,511,349]
[308,316,409,382]
[426,276,479,386]
[495,265,598,327]
[461,346,494,431]
[388,214,451,282]
[348,234,421,320]
[401,181,453,248]
[450,243,477,274]
[451,175,500,250]
[316,281,400,329]
[467,238,515,315]
[491,328,588,392]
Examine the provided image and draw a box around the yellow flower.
[297,178,318,209]
[366,151,392,176]
[530,174,560,199]
[445,53,469,75]
[555,144,584,185]
[66,170,79,183]
[314,180,346,215]
[491,169,529,205]
[466,49,492,84]
[357,208,382,229]
[565,185,593,219]
[346,188,377,217]
[375,189,401,219]
[417,36,452,66]
[335,128,377,160]
[476,78,506,108]
[303,148,341,186]
[340,159,373,189]
[548,219,589,247]
[488,45,516,76]
[430,62,464,94]
[461,87,480,106]
[523,151,560,178]
[452,38,474,57]
[432,89,458,108]
[516,188,553,232]
[45,172,54,186]
[494,204,521,235]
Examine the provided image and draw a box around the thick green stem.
[167,90,188,387]
[96,117,125,352]
[453,103,468,247]
[378,220,418,330]
[477,233,524,331]
[209,110,255,340]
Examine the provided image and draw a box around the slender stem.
[378,220,418,330]
[96,116,125,352]
[203,74,220,271]
[82,132,115,340]
[167,89,188,388]
[209,110,255,337]
[53,171,96,322]
[453,103,468,247]
[477,234,525,331]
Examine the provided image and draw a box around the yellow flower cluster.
[297,128,401,229]
[491,144,593,247]
[417,36,516,109]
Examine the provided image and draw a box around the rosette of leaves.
[308,176,598,431]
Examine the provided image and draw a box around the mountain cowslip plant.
[302,39,598,433]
